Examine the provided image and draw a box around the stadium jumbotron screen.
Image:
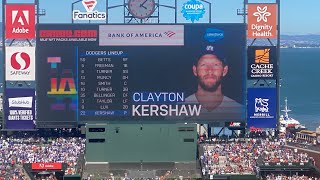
[36,24,246,127]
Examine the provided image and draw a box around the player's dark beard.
[198,78,222,92]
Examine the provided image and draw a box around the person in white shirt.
[185,53,243,121]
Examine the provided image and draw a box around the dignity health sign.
[248,4,277,38]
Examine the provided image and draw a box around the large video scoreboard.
[36,24,246,127]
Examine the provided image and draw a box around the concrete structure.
[85,123,197,163]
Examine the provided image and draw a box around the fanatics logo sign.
[72,0,106,20]
[5,4,35,39]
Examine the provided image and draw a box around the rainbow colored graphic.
[47,57,77,111]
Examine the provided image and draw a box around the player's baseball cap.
[195,45,227,65]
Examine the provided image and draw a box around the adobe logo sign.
[6,47,35,81]
[5,4,35,39]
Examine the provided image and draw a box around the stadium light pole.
[199,0,212,23]
[237,0,247,24]
[35,0,40,23]
[175,0,177,23]
[72,0,82,24]
[1,0,6,131]
[157,0,178,23]
[244,0,247,24]
[276,0,281,135]
[2,0,5,70]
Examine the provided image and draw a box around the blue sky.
[1,0,320,35]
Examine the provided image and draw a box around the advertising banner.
[4,88,35,129]
[72,0,106,21]
[31,163,62,170]
[248,4,277,39]
[225,122,245,130]
[99,25,184,46]
[36,24,246,127]
[247,88,277,128]
[5,4,35,39]
[5,47,35,81]
[181,0,205,22]
[38,24,98,44]
[247,46,277,79]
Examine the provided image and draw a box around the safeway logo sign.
[11,52,31,70]
[6,47,35,81]
[5,4,35,39]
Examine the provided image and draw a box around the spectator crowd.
[262,143,311,165]
[0,129,85,180]
[265,173,319,180]
[200,137,315,176]
[0,129,319,180]
[200,138,259,175]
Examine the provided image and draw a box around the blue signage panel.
[247,88,277,128]
[204,28,224,43]
[4,88,36,129]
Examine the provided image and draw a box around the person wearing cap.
[185,52,243,121]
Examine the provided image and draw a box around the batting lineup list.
[78,49,129,121]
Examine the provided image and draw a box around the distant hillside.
[281,34,320,42]
[280,34,320,47]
